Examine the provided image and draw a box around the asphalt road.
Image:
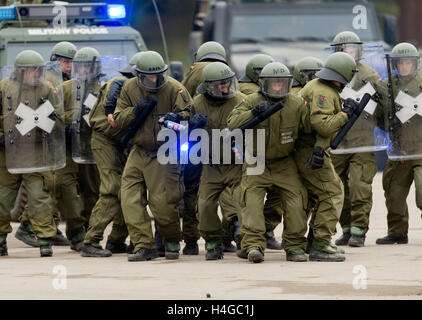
[1,172,421,300]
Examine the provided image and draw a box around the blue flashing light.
[180,142,189,152]
[0,6,16,21]
[107,5,126,19]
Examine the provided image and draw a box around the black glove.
[163,112,184,123]
[306,146,325,170]
[0,135,5,147]
[188,113,207,131]
[133,96,157,117]
[251,101,271,117]
[342,98,359,118]
[105,78,127,116]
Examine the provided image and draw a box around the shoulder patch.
[317,96,326,108]
[179,88,189,103]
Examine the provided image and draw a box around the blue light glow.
[0,6,16,21]
[180,142,189,152]
[107,5,126,19]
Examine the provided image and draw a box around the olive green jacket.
[227,92,311,161]
[113,77,192,152]
[300,78,348,150]
[192,92,246,163]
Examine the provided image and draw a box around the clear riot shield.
[71,56,125,164]
[385,54,422,160]
[1,61,66,174]
[328,43,387,154]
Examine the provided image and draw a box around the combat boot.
[376,235,408,245]
[39,239,53,257]
[70,231,85,252]
[182,240,199,255]
[0,235,8,256]
[248,248,264,263]
[205,244,224,260]
[81,243,112,257]
[236,249,248,260]
[52,228,70,246]
[309,240,345,262]
[165,242,180,260]
[15,223,38,247]
[348,227,366,247]
[128,248,159,262]
[265,230,283,250]
[105,241,128,254]
[286,248,308,262]
[348,235,366,247]
[222,237,236,252]
[335,232,351,246]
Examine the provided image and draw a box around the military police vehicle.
[0,2,147,68]
[189,0,397,74]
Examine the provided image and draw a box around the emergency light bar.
[0,3,126,21]
[0,6,16,21]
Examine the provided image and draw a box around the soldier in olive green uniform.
[114,51,192,261]
[15,41,78,248]
[377,43,422,245]
[228,62,311,263]
[192,62,245,260]
[291,56,323,250]
[238,53,284,250]
[328,32,384,247]
[0,50,62,257]
[81,53,145,257]
[298,52,359,261]
[180,41,236,254]
[58,47,106,251]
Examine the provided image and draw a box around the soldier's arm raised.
[113,81,136,129]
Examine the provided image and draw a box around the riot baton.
[330,93,371,150]
[224,101,284,160]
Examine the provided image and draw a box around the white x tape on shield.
[394,91,422,123]
[15,100,55,136]
[340,82,377,115]
[82,93,97,127]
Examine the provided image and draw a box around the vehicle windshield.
[230,13,377,44]
[6,40,138,66]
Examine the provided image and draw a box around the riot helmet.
[133,51,168,92]
[197,62,237,100]
[259,62,293,99]
[330,31,363,62]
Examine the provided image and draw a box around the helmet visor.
[136,70,168,92]
[391,56,420,77]
[259,77,293,98]
[14,65,45,86]
[73,61,101,81]
[204,76,237,99]
[332,43,362,61]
